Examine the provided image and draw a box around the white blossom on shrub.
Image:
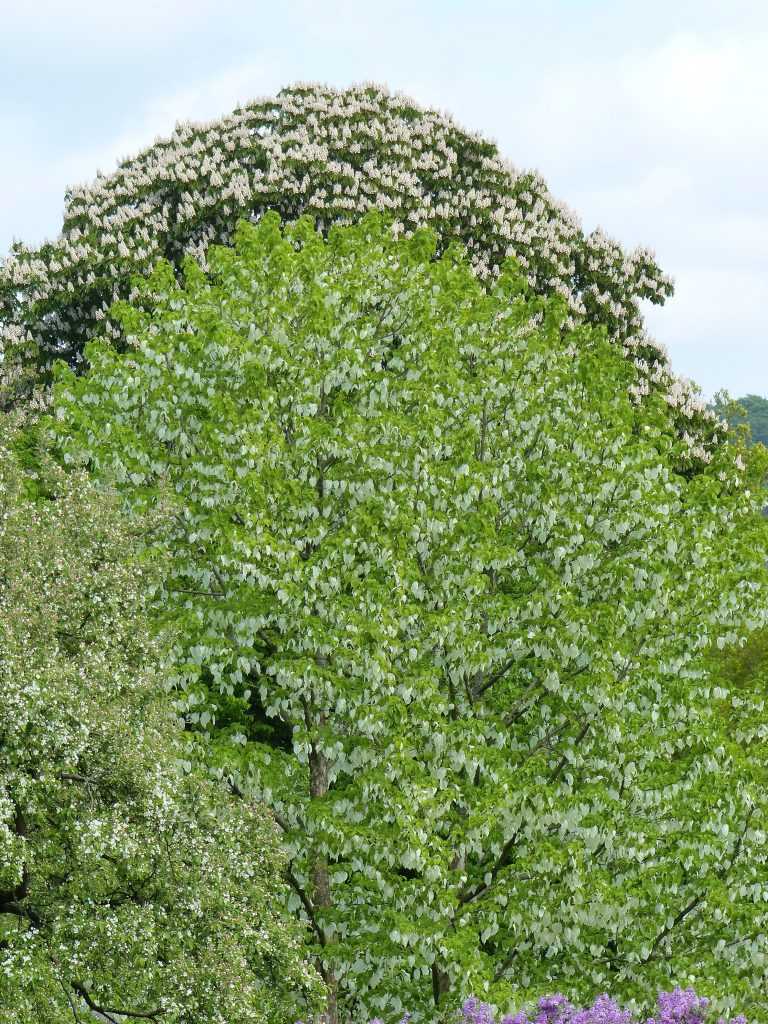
[0,425,324,1023]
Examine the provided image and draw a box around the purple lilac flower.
[461,996,496,1024]
[649,989,710,1024]
[571,994,632,1024]
[297,989,748,1024]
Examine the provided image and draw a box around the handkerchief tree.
[51,215,768,1024]
[0,425,324,1023]
[1,83,717,461]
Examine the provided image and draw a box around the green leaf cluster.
[711,392,768,450]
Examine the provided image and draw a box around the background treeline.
[711,393,768,448]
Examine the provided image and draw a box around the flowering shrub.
[0,425,324,1023]
[458,989,746,1024]
[0,82,716,456]
[301,989,748,1024]
[50,215,768,1023]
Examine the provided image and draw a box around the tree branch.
[643,808,756,967]
[59,772,99,786]
[471,656,517,699]
[641,894,703,964]
[493,945,519,981]
[719,806,755,880]
[547,718,590,785]
[226,783,324,946]
[58,978,82,1023]
[0,899,42,926]
[72,983,165,1021]
[286,868,326,946]
[458,822,524,906]
[458,715,589,906]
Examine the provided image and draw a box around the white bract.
[52,216,768,1023]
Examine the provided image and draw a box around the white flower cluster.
[0,82,715,452]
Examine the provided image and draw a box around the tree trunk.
[310,729,338,1024]
[432,961,450,1009]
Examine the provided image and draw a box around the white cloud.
[0,60,284,247]
[81,61,284,172]
[477,30,768,185]
[2,0,233,41]
[362,27,768,394]
[484,31,768,395]
[622,32,768,152]
[644,266,766,397]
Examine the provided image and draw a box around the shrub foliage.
[0,429,324,1023]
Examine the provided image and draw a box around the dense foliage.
[51,214,768,1023]
[0,427,324,1023]
[0,82,719,460]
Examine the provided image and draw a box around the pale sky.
[1,0,766,399]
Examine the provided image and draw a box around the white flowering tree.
[0,422,324,1023]
[51,215,768,1023]
[0,83,717,458]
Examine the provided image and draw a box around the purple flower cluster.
[296,990,747,1024]
[456,990,745,1024]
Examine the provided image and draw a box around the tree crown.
[49,215,768,1022]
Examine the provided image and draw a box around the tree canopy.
[51,214,768,1023]
[0,425,324,1023]
[0,83,717,460]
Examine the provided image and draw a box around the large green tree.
[51,215,768,1023]
[1,83,719,460]
[0,421,324,1023]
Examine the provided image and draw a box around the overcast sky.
[1,0,765,399]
